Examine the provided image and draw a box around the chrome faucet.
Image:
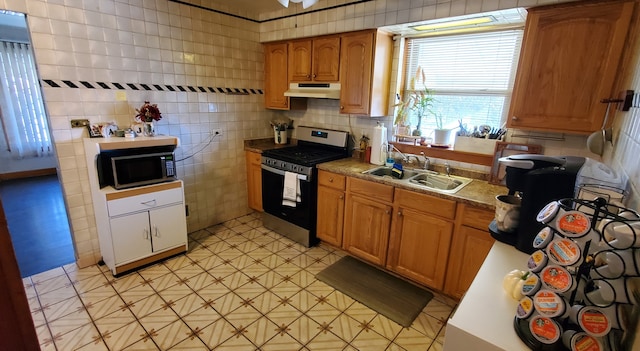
[407,155,421,166]
[390,144,408,162]
[420,152,430,170]
[445,162,451,176]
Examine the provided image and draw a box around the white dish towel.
[282,171,301,207]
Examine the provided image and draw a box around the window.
[0,40,51,158]
[400,28,523,137]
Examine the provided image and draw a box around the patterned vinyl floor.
[25,213,456,351]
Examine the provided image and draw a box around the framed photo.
[489,141,543,185]
[87,123,103,138]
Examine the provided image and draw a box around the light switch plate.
[70,119,89,128]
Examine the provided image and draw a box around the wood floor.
[0,174,75,278]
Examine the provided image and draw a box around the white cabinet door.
[110,211,152,264]
[149,204,187,252]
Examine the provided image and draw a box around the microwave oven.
[97,146,177,189]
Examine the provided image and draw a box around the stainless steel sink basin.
[408,173,472,193]
[363,166,418,180]
[363,166,472,194]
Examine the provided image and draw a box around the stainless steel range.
[261,126,350,247]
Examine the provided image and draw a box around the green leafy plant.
[394,66,436,136]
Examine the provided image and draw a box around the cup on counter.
[495,194,522,232]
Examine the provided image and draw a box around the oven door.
[261,164,316,230]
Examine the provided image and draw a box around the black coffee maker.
[489,154,586,254]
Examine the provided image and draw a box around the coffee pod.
[533,290,568,318]
[569,305,616,337]
[537,201,561,224]
[528,250,548,273]
[516,296,535,319]
[562,330,603,351]
[533,227,556,250]
[555,210,592,238]
[529,315,562,345]
[521,273,541,296]
[546,237,582,267]
[540,265,575,294]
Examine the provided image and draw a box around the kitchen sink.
[362,166,472,194]
[408,173,472,193]
[363,166,419,180]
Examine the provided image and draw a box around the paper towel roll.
[370,122,387,165]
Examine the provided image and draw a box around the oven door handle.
[261,164,310,182]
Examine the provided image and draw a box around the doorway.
[0,10,75,278]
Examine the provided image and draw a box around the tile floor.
[25,213,456,351]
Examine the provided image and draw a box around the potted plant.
[394,66,435,137]
[432,112,455,146]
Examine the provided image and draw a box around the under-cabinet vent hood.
[283,83,341,99]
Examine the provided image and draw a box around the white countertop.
[444,241,530,351]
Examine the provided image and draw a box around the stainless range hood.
[283,83,341,99]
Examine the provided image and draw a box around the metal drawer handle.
[141,199,157,207]
[144,228,149,239]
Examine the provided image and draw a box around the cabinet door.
[444,225,495,300]
[343,194,391,266]
[312,36,340,82]
[289,40,312,82]
[387,207,453,290]
[316,185,344,247]
[245,151,263,211]
[149,204,188,253]
[508,0,634,133]
[110,212,152,264]
[339,31,373,115]
[264,42,290,109]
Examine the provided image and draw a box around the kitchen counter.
[317,158,507,211]
[443,241,530,351]
[244,138,296,153]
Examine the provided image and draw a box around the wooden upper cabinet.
[289,37,340,82]
[264,42,289,109]
[340,30,393,116]
[508,0,635,133]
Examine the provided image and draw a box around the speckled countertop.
[244,138,508,211]
[244,138,296,153]
[317,158,507,211]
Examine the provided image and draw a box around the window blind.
[403,29,523,131]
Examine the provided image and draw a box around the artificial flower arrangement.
[134,101,162,123]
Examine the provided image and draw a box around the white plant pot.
[433,129,454,146]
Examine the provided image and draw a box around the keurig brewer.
[490,154,585,254]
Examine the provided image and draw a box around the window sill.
[389,141,494,167]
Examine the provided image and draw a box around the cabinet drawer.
[246,151,262,165]
[318,170,345,191]
[107,187,183,217]
[395,188,456,220]
[462,205,494,230]
[347,177,393,203]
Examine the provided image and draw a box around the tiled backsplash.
[2,0,637,270]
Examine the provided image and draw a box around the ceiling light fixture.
[277,0,319,9]
[412,16,494,32]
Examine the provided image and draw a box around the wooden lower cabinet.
[245,151,263,211]
[387,189,455,290]
[444,204,496,299]
[343,193,392,266]
[316,173,495,298]
[316,171,346,247]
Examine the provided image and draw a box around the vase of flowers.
[135,101,162,136]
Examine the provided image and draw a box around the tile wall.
[1,0,637,271]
